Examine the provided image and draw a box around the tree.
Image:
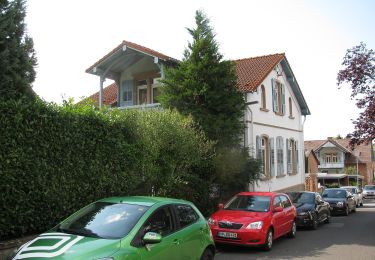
[159,10,245,147]
[337,42,374,146]
[0,0,37,100]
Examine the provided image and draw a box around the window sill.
[276,174,286,178]
[260,108,269,112]
[289,116,295,119]
[274,112,284,116]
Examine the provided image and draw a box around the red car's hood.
[211,209,269,223]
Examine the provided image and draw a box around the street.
[215,200,375,260]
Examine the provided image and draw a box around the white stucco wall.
[245,65,306,192]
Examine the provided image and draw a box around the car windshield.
[364,185,375,191]
[224,195,271,212]
[322,189,346,198]
[343,188,356,194]
[57,202,149,239]
[288,192,315,204]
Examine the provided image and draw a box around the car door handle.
[173,239,180,245]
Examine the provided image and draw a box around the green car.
[9,196,215,260]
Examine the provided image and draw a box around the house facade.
[85,41,311,193]
[304,138,375,187]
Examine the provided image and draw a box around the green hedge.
[0,98,214,239]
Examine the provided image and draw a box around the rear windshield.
[224,195,271,212]
[56,202,149,239]
[288,192,315,204]
[322,189,346,198]
[364,185,375,191]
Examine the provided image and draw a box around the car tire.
[360,200,364,207]
[263,229,273,251]
[352,205,356,213]
[200,248,214,260]
[287,221,296,238]
[311,214,318,230]
[324,211,331,224]
[344,206,349,216]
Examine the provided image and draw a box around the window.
[136,79,148,105]
[175,204,199,228]
[276,137,284,176]
[261,85,267,109]
[273,196,282,209]
[256,135,270,177]
[272,79,285,115]
[121,80,133,107]
[280,195,292,208]
[143,207,174,237]
[286,138,298,175]
[289,97,293,118]
[325,153,338,163]
[152,78,161,104]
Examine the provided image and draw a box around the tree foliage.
[159,10,245,147]
[0,0,37,99]
[337,42,375,146]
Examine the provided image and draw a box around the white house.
[85,41,310,193]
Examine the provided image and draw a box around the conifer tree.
[0,0,37,99]
[159,10,244,147]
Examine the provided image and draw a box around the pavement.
[215,200,375,260]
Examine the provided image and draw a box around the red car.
[208,192,297,250]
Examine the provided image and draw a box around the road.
[215,200,375,260]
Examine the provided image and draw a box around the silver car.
[341,186,363,207]
[362,185,375,200]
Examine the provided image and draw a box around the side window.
[175,204,199,228]
[273,196,282,209]
[280,195,292,208]
[143,207,174,237]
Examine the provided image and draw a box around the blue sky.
[25,0,375,140]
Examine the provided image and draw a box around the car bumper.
[210,226,268,246]
[329,205,347,214]
[296,215,313,227]
[363,194,375,199]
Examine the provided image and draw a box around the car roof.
[286,191,316,194]
[98,196,191,207]
[237,192,277,196]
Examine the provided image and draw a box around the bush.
[0,98,214,239]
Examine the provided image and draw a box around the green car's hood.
[13,232,120,259]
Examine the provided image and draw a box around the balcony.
[318,162,344,169]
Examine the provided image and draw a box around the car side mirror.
[273,206,283,213]
[218,203,224,210]
[143,232,162,244]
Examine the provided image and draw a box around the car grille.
[218,222,243,229]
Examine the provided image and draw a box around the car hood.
[323,198,346,203]
[13,232,120,259]
[294,203,314,213]
[211,209,269,223]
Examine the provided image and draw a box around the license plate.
[218,231,237,238]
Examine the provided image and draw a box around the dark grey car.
[322,188,356,216]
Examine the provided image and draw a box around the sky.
[24,0,375,141]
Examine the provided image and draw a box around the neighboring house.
[305,149,319,192]
[305,138,375,188]
[85,40,311,193]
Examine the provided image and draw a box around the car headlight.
[207,218,215,226]
[337,202,344,207]
[246,221,263,230]
[298,212,308,216]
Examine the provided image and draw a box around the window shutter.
[281,84,286,115]
[271,79,276,112]
[296,141,299,173]
[286,138,291,175]
[270,138,275,177]
[256,136,261,161]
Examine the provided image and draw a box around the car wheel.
[352,205,356,213]
[263,229,273,251]
[360,200,364,207]
[311,214,318,230]
[324,211,331,224]
[344,206,349,216]
[200,248,214,260]
[287,221,297,238]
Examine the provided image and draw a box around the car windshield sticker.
[13,233,83,259]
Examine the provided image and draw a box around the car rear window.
[57,202,149,239]
[224,195,271,212]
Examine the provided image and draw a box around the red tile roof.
[86,40,175,73]
[234,53,285,92]
[84,82,118,106]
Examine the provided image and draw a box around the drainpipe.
[301,115,307,189]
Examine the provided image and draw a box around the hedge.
[0,98,214,239]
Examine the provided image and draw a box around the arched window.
[261,85,266,109]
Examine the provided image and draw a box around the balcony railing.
[118,103,162,110]
[318,162,345,169]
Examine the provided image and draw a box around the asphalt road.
[215,200,375,260]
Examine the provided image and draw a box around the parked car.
[362,185,375,200]
[208,192,296,251]
[341,186,363,207]
[286,191,330,230]
[8,197,215,260]
[322,188,356,216]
